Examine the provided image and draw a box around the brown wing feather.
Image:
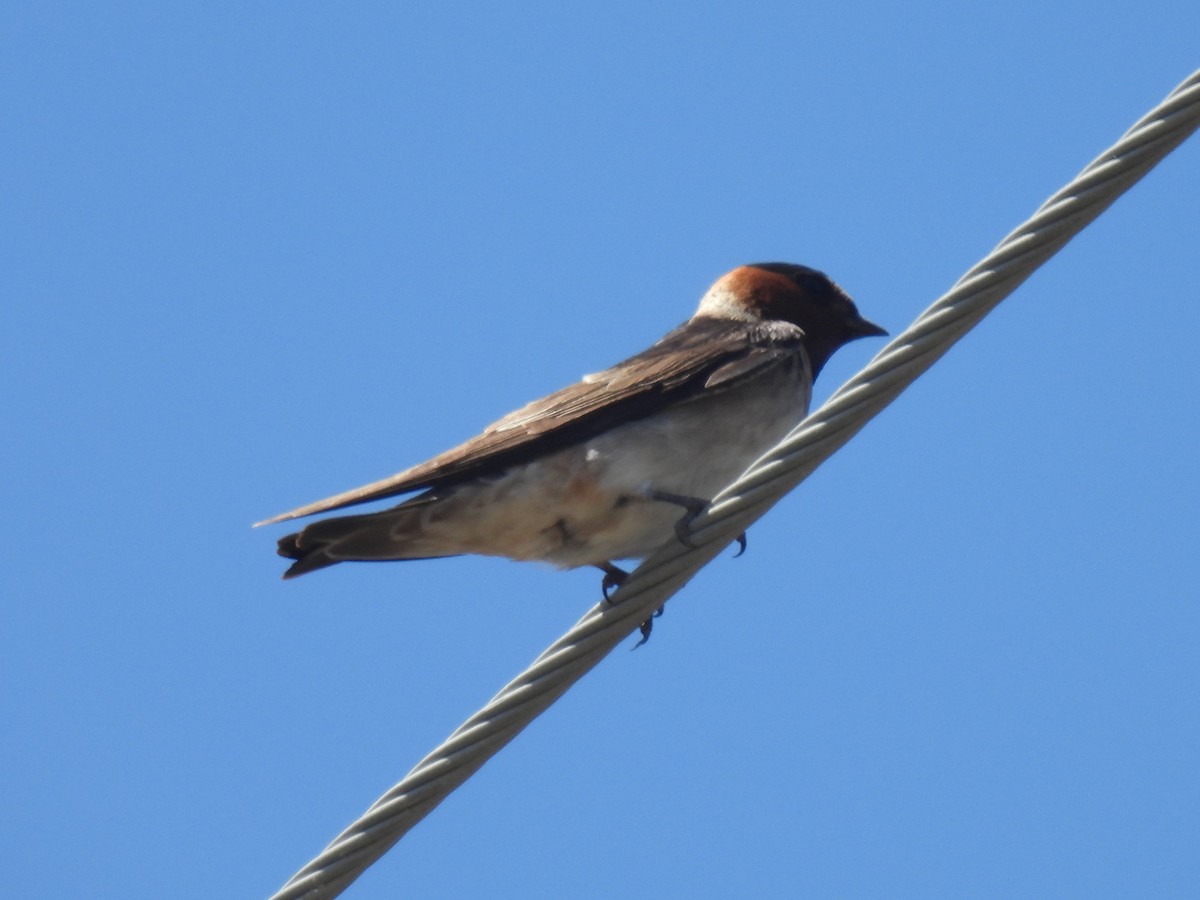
[256,318,804,525]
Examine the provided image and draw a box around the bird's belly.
[569,372,809,562]
[423,364,810,568]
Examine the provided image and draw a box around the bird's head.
[696,262,887,376]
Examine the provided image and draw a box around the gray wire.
[270,68,1200,900]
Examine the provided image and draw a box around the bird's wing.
[256,318,805,525]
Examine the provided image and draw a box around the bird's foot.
[595,563,666,646]
[634,605,666,649]
[639,489,710,549]
[595,563,664,647]
[625,489,748,556]
[733,532,747,558]
[597,562,629,604]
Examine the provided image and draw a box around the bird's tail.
[276,495,456,579]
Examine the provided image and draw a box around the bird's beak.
[851,317,888,338]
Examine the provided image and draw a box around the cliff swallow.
[260,263,885,640]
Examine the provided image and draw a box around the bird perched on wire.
[259,263,885,641]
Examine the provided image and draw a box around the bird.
[259,262,886,641]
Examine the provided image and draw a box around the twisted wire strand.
[271,69,1200,900]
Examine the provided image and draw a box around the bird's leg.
[639,489,710,548]
[596,562,629,604]
[625,488,749,556]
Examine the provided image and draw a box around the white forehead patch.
[695,283,759,322]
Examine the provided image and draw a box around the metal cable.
[270,68,1200,900]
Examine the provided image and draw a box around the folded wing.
[257,318,805,525]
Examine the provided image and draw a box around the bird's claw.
[597,562,664,647]
[634,605,666,649]
[598,563,629,604]
[632,523,742,647]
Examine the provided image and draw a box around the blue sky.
[3,4,1198,898]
